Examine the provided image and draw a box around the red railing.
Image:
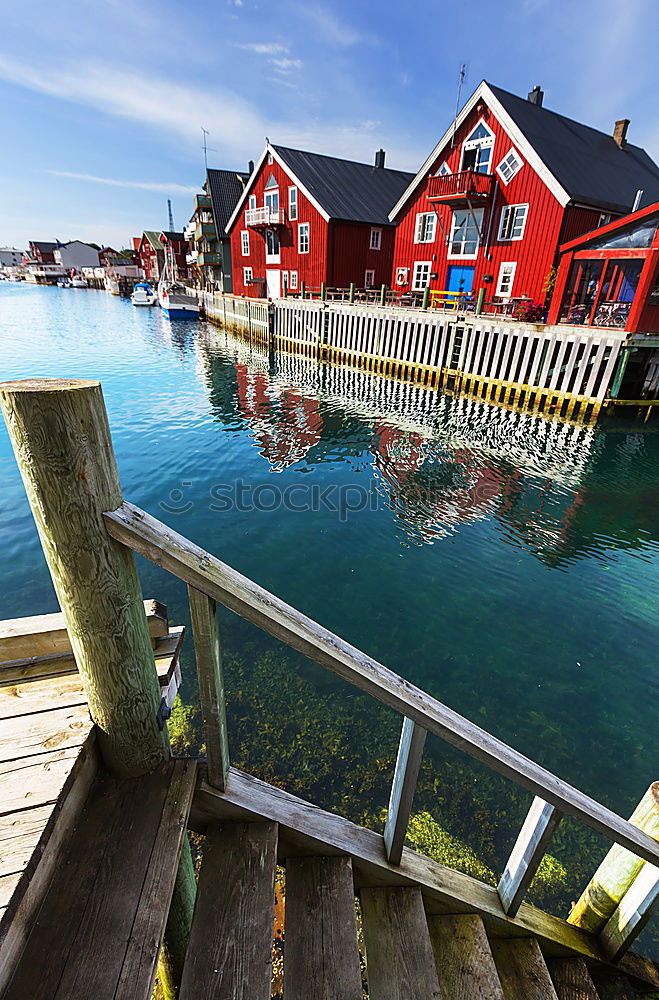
[427,170,494,202]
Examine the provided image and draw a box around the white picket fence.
[195,290,270,342]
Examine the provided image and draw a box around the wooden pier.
[1,377,658,999]
[190,288,659,424]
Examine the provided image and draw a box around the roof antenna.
[167,199,174,232]
[451,63,467,148]
[201,126,210,170]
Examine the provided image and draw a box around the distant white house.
[53,241,100,271]
[0,248,24,268]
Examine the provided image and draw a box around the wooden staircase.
[178,819,644,1000]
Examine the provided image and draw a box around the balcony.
[197,252,222,267]
[427,170,495,206]
[195,221,217,241]
[245,206,286,228]
[194,193,212,212]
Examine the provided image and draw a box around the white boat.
[131,282,157,307]
[70,274,88,288]
[157,245,199,319]
[57,277,72,288]
[105,275,120,296]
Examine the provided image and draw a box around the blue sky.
[1,0,656,250]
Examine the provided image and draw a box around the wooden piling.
[0,378,167,778]
[568,782,659,932]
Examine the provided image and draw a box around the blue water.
[1,283,657,938]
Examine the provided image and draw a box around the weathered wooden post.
[301,280,306,300]
[0,378,166,777]
[476,288,485,315]
[422,286,430,310]
[349,282,356,304]
[380,283,387,307]
[321,281,327,301]
[568,782,659,932]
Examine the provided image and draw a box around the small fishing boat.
[105,275,120,296]
[131,282,157,307]
[157,245,199,319]
[70,274,88,288]
[57,277,72,288]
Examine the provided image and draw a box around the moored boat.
[57,277,72,288]
[105,275,120,296]
[131,282,157,307]
[157,244,199,319]
[70,274,88,288]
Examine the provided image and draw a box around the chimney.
[527,85,544,106]
[613,119,630,148]
[248,159,255,174]
[374,148,386,169]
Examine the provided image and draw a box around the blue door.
[446,265,475,296]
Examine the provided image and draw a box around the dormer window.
[461,119,494,174]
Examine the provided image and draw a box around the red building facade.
[226,143,412,298]
[390,82,659,309]
[138,231,189,282]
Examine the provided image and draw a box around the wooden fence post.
[321,281,327,301]
[380,284,387,307]
[0,378,167,777]
[422,287,430,310]
[349,282,355,304]
[568,782,659,932]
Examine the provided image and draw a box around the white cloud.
[292,2,377,47]
[270,58,303,73]
[235,42,289,54]
[47,170,198,194]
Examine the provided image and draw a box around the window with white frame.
[364,269,375,288]
[496,149,523,185]
[248,194,257,210]
[265,229,280,260]
[498,204,528,241]
[436,161,451,176]
[461,120,495,174]
[496,261,517,297]
[412,261,432,291]
[414,212,436,244]
[370,227,382,250]
[290,270,298,290]
[241,230,249,256]
[243,266,253,284]
[298,222,310,254]
[449,207,483,257]
[289,187,298,220]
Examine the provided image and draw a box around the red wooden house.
[390,82,659,310]
[26,242,58,264]
[138,231,189,282]
[226,143,413,298]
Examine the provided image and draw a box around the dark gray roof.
[30,241,57,252]
[207,169,249,237]
[160,231,185,242]
[489,83,659,214]
[272,145,415,224]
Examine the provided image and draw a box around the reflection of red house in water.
[234,364,323,468]
[372,425,504,542]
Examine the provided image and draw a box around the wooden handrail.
[103,500,659,870]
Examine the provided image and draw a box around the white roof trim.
[388,81,570,221]
[226,142,331,232]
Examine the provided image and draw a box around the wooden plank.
[187,587,229,791]
[490,938,559,999]
[384,718,426,865]
[546,958,599,999]
[284,856,362,1000]
[179,821,278,1000]
[600,861,659,962]
[0,674,85,720]
[0,599,168,662]
[191,768,605,963]
[360,886,443,999]
[0,704,91,763]
[0,804,53,877]
[105,502,659,869]
[428,913,504,1000]
[498,798,563,916]
[114,759,197,1000]
[0,626,183,687]
[2,758,194,1000]
[0,875,21,909]
[0,744,89,816]
[0,734,99,994]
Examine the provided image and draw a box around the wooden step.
[284,855,362,1000]
[588,968,636,1000]
[428,913,505,1000]
[179,821,278,1000]
[360,886,443,999]
[547,958,599,999]
[1,758,196,1000]
[490,938,559,1000]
